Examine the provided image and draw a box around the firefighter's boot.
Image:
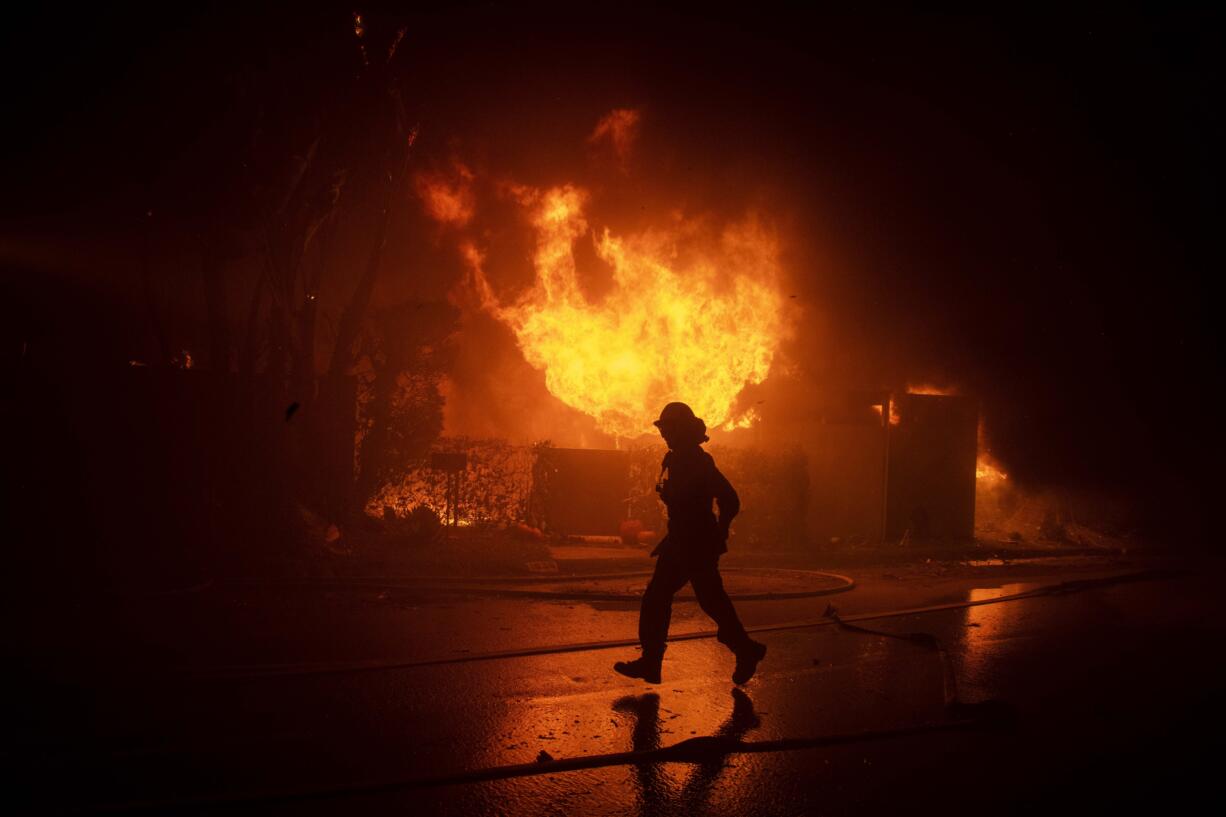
[613,654,663,685]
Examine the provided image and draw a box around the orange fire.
[975,421,1008,485]
[976,451,1009,483]
[905,382,955,397]
[460,184,787,439]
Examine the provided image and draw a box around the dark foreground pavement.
[8,555,1226,815]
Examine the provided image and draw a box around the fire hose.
[195,568,1173,679]
[225,566,856,601]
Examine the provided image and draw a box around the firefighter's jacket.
[654,446,740,557]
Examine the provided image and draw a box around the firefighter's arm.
[709,461,740,539]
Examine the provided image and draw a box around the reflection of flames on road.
[960,583,1033,698]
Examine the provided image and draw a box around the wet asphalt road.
[10,557,1226,815]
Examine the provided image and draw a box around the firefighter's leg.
[688,555,754,653]
[615,549,687,683]
[689,556,768,683]
[637,547,689,658]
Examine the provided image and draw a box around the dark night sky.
[3,3,1221,531]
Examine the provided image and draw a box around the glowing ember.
[461,184,786,438]
[906,382,955,397]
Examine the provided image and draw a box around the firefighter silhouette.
[614,402,767,685]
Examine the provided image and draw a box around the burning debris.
[366,437,537,528]
[367,437,809,549]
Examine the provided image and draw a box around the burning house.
[364,121,990,549]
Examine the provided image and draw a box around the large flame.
[462,184,786,438]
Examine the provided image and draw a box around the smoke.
[5,5,1215,536]
[414,162,476,227]
[588,108,642,172]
